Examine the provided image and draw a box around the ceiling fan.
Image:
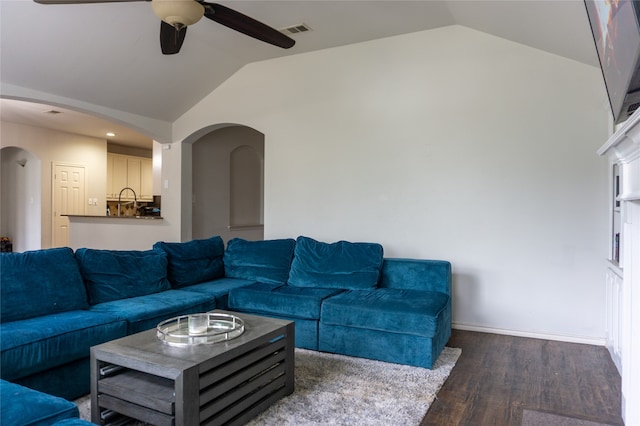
[33,0,296,54]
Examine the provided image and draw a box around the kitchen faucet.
[117,187,137,217]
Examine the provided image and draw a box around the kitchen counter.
[65,215,173,251]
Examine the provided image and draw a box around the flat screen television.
[585,0,640,124]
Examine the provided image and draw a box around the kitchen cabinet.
[140,158,153,200]
[107,154,127,200]
[107,153,154,201]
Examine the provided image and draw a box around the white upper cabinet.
[107,153,154,201]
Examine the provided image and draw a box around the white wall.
[1,121,107,248]
[175,26,610,342]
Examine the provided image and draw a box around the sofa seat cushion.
[228,282,343,320]
[0,248,89,323]
[287,236,384,290]
[1,379,80,426]
[0,311,127,381]
[153,236,225,288]
[321,289,449,338]
[89,289,216,334]
[223,238,296,285]
[178,277,258,309]
[76,248,171,305]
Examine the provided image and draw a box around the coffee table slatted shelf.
[90,311,295,426]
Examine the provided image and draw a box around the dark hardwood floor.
[421,330,624,426]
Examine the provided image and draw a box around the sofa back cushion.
[153,236,225,288]
[224,238,296,285]
[287,236,384,290]
[379,258,452,294]
[0,247,89,322]
[75,248,171,305]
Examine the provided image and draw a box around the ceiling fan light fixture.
[151,0,204,28]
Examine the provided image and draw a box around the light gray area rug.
[76,347,461,425]
[521,409,617,426]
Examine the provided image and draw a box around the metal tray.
[157,312,245,347]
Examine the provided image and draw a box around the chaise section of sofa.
[319,258,452,369]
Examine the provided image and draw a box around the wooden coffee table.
[90,310,295,426]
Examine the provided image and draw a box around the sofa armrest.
[378,258,451,295]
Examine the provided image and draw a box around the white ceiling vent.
[280,23,312,35]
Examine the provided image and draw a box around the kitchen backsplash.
[106,195,161,217]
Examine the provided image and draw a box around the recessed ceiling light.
[44,109,62,115]
[106,132,116,137]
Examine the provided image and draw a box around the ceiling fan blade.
[202,2,295,49]
[34,0,144,4]
[160,21,187,55]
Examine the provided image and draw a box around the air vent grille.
[280,23,312,35]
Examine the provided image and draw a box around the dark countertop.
[65,215,163,220]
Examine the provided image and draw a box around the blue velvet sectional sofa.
[0,235,451,419]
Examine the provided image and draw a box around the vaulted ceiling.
[0,0,600,146]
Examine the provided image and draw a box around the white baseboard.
[452,322,606,346]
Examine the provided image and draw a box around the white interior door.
[52,163,85,247]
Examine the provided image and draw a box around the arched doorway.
[191,125,264,242]
[0,147,42,252]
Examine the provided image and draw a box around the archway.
[191,125,264,243]
[0,147,42,252]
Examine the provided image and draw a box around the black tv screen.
[585,0,640,124]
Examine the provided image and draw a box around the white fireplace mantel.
[598,108,640,425]
[598,118,640,164]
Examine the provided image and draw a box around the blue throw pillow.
[224,238,296,285]
[75,248,171,305]
[0,247,89,322]
[287,236,384,290]
[153,236,225,287]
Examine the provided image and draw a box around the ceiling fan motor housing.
[151,0,204,28]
